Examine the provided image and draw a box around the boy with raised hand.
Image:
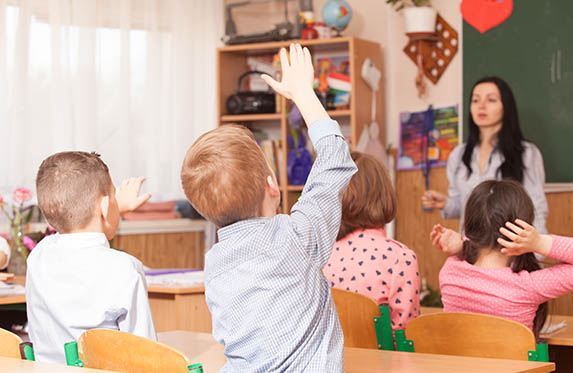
[27,152,156,364]
[180,44,357,372]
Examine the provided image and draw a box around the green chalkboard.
[463,1,573,182]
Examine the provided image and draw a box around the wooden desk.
[0,356,114,372]
[147,285,211,333]
[544,315,573,347]
[0,276,26,309]
[0,282,212,332]
[159,330,555,373]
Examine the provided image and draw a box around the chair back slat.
[331,288,381,349]
[79,329,191,372]
[0,328,23,359]
[405,312,536,360]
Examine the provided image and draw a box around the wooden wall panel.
[395,169,573,314]
[395,168,458,290]
[114,232,205,269]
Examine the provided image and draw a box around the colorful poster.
[398,105,459,170]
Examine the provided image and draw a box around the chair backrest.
[77,329,192,372]
[0,328,23,359]
[405,312,537,360]
[331,288,383,349]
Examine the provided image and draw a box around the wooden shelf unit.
[217,36,384,212]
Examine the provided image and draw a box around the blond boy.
[181,44,357,372]
[27,152,156,364]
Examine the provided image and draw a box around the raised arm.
[262,44,357,266]
[116,177,152,215]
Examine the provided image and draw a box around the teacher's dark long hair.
[462,76,526,183]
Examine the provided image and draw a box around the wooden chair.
[397,312,548,361]
[0,328,22,359]
[331,288,393,350]
[64,329,203,372]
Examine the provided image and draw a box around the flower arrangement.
[0,188,36,261]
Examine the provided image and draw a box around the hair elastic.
[462,235,470,242]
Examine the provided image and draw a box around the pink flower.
[0,193,4,205]
[13,188,33,203]
[23,236,36,251]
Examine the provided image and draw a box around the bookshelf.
[217,36,384,212]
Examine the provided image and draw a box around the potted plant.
[386,0,437,35]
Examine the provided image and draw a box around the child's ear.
[100,195,110,220]
[266,175,280,198]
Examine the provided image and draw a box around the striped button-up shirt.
[204,118,357,372]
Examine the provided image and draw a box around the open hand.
[498,219,552,256]
[430,224,463,255]
[116,177,152,215]
[261,43,314,102]
[422,190,447,210]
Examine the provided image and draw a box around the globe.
[322,0,353,31]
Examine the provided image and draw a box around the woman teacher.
[422,76,548,233]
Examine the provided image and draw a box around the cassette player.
[226,71,276,115]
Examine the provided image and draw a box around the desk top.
[0,356,115,372]
[147,285,205,295]
[158,330,555,373]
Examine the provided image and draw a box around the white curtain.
[0,0,223,200]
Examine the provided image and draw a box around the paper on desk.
[540,320,567,334]
[145,270,204,288]
[0,283,25,295]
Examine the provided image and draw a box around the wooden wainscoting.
[114,231,206,269]
[395,168,573,315]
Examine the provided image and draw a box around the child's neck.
[474,248,510,268]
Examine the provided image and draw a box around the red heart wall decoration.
[461,0,514,34]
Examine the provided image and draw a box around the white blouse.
[442,141,548,234]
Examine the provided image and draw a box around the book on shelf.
[259,138,284,186]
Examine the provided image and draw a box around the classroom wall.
[313,0,462,148]
[226,0,463,147]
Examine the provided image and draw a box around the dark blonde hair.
[337,151,396,240]
[180,124,272,228]
[36,151,112,233]
[461,179,547,339]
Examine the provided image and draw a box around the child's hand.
[262,44,328,126]
[430,224,463,255]
[261,44,314,102]
[498,219,552,256]
[116,177,152,215]
[421,190,447,210]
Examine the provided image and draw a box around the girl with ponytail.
[431,179,573,339]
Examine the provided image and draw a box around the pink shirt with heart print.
[323,228,421,330]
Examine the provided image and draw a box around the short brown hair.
[36,151,112,233]
[181,125,272,228]
[338,151,396,240]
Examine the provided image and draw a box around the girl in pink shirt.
[432,179,573,339]
[323,151,420,330]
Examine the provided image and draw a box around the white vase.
[403,6,437,34]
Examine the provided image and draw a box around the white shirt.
[26,232,156,364]
[442,142,548,233]
[0,236,10,270]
